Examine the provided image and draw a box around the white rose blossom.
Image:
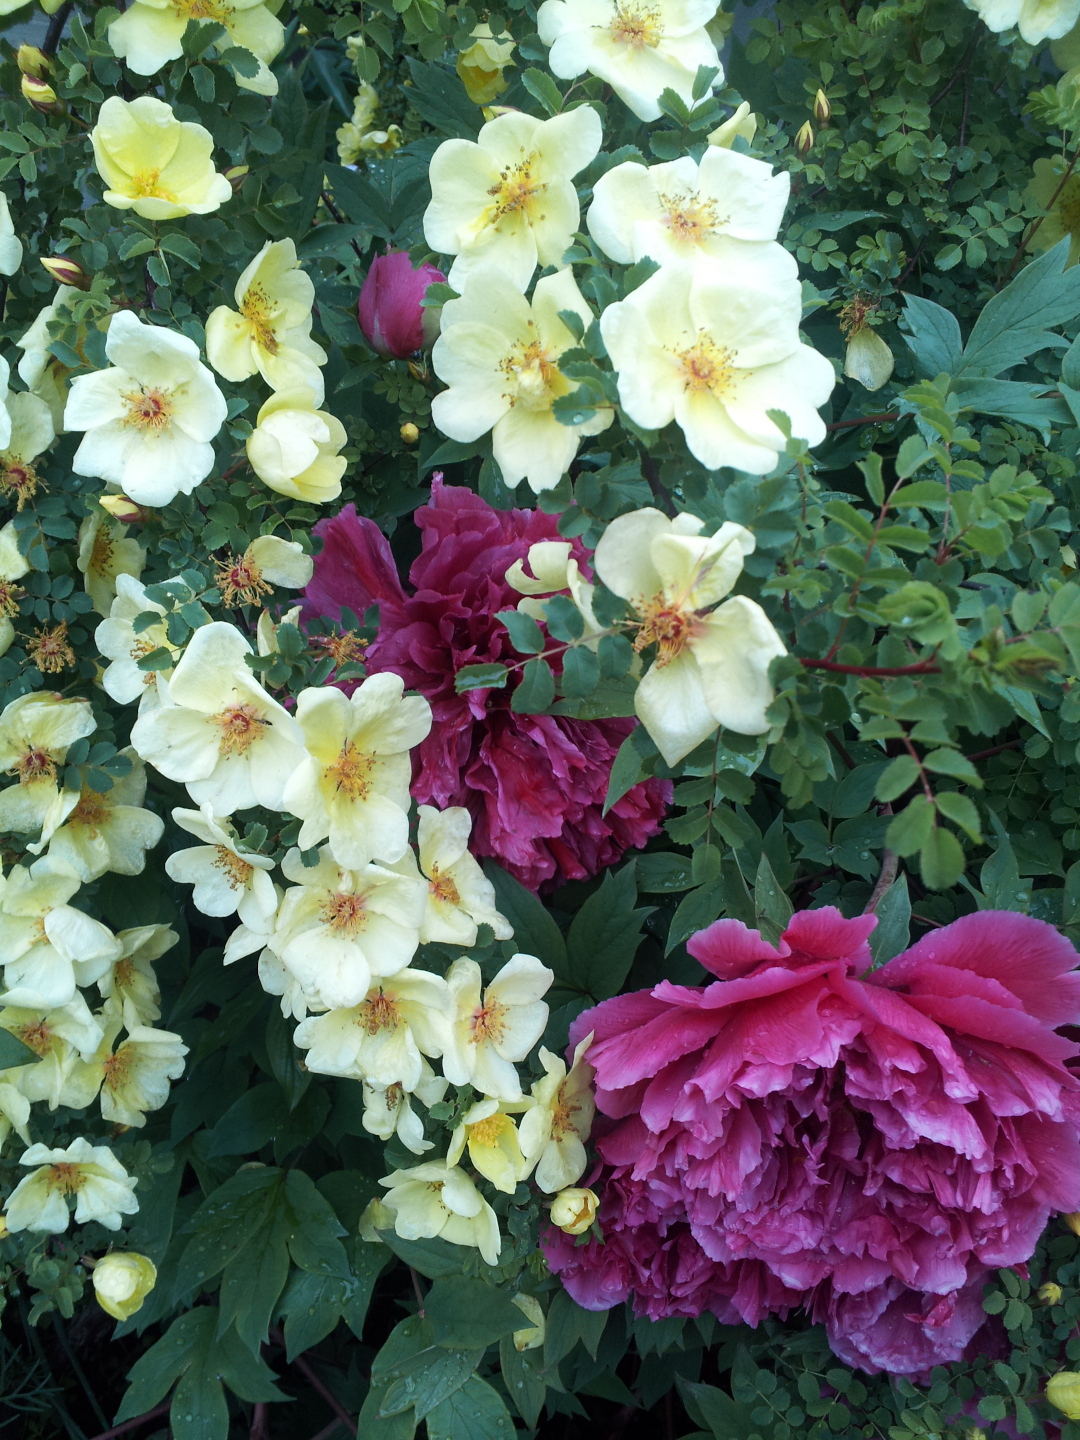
[95,573,181,708]
[431,265,612,494]
[64,310,228,506]
[537,0,723,122]
[361,1064,448,1155]
[165,803,277,928]
[443,953,553,1102]
[593,509,787,764]
[391,805,513,946]
[29,751,164,882]
[379,1159,501,1266]
[97,923,177,1025]
[4,1137,138,1234]
[600,260,835,474]
[0,693,96,835]
[0,858,122,1010]
[424,106,603,290]
[130,621,306,813]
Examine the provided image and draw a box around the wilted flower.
[0,192,21,276]
[205,239,327,401]
[98,923,176,1025]
[65,310,228,506]
[0,390,55,511]
[537,0,722,121]
[544,908,1080,1375]
[443,953,553,1101]
[358,251,447,359]
[90,96,231,219]
[593,509,787,764]
[5,1137,138,1234]
[588,150,791,268]
[550,1186,599,1235]
[600,260,833,474]
[246,388,347,504]
[511,1294,545,1351]
[431,265,612,493]
[281,673,432,869]
[380,1159,501,1266]
[424,106,602,290]
[94,573,179,708]
[77,508,146,617]
[93,1252,157,1321]
[457,23,516,104]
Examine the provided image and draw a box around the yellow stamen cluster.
[312,633,365,667]
[839,292,877,340]
[472,998,508,1046]
[322,889,367,936]
[659,190,723,245]
[632,594,694,667]
[128,169,177,203]
[102,1048,133,1090]
[89,526,115,578]
[45,1162,85,1195]
[550,1083,582,1138]
[610,1,663,47]
[468,1112,511,1147]
[67,789,112,834]
[428,866,461,907]
[359,989,400,1034]
[675,334,737,396]
[121,386,174,434]
[29,620,75,674]
[0,459,42,510]
[215,553,272,609]
[17,1021,52,1057]
[488,156,546,223]
[16,747,56,785]
[325,741,375,800]
[0,579,22,618]
[239,283,280,355]
[211,703,269,757]
[213,845,254,889]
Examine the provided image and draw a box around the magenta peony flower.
[358,251,446,358]
[543,907,1080,1374]
[303,480,671,891]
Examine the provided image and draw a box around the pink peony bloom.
[303,480,670,891]
[358,251,446,359]
[543,907,1080,1374]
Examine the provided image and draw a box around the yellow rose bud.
[224,164,249,193]
[40,0,65,12]
[550,1187,598,1235]
[17,46,50,78]
[1063,1212,1080,1236]
[813,88,832,123]
[1048,1371,1080,1421]
[511,1293,545,1351]
[92,1252,157,1321]
[40,256,91,291]
[1039,1282,1064,1305]
[400,422,420,444]
[843,324,894,392]
[98,494,147,524]
[795,121,815,156]
[21,75,61,115]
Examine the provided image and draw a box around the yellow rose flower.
[108,0,285,94]
[90,96,232,221]
[549,1186,598,1235]
[1025,155,1080,266]
[456,24,516,106]
[246,388,347,504]
[1048,1370,1080,1420]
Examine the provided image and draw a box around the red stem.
[86,1403,171,1440]
[800,658,940,676]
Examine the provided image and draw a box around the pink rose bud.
[358,251,447,359]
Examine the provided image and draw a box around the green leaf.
[404,59,479,138]
[665,883,723,956]
[957,238,1080,381]
[0,1030,39,1068]
[377,1231,465,1279]
[510,658,555,713]
[754,851,793,944]
[979,832,1030,911]
[635,852,696,892]
[885,796,936,856]
[934,789,983,841]
[875,755,921,803]
[284,1170,349,1278]
[207,1081,282,1156]
[175,1167,284,1299]
[544,1290,608,1367]
[560,645,600,698]
[833,762,888,817]
[497,608,545,655]
[521,67,563,116]
[566,863,653,999]
[217,1191,291,1354]
[280,1271,348,1360]
[426,1375,516,1440]
[425,1276,526,1349]
[867,875,911,967]
[923,747,982,786]
[499,1335,546,1428]
[454,663,509,693]
[604,731,643,815]
[381,1343,484,1420]
[920,825,966,889]
[677,1376,759,1440]
[902,294,962,377]
[483,862,569,978]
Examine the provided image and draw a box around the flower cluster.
[544,907,1080,1375]
[304,481,672,891]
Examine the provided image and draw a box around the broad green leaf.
[934,790,983,840]
[0,1030,39,1068]
[875,755,921,803]
[284,1170,349,1278]
[832,762,888,817]
[678,1375,760,1440]
[901,294,962,377]
[381,1344,484,1419]
[867,874,911,967]
[754,851,792,944]
[510,658,555,713]
[483,861,569,977]
[922,747,982,786]
[566,863,653,999]
[426,1375,516,1440]
[454,663,509,693]
[885,796,935,856]
[635,852,696,892]
[207,1082,282,1156]
[665,883,723,956]
[560,644,600,698]
[920,826,966,889]
[497,608,544,655]
[957,239,1080,381]
[544,1289,608,1367]
[604,731,644,815]
[499,1335,546,1427]
[174,1168,284,1298]
[425,1276,526,1350]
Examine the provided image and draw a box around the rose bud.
[795,120,814,156]
[224,164,249,194]
[358,251,447,359]
[98,493,147,524]
[813,88,832,123]
[400,421,419,444]
[92,1252,157,1321]
[17,45,50,78]
[550,1186,599,1235]
[21,74,61,114]
[1048,1371,1080,1421]
[40,255,91,290]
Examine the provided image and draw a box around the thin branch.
[410,1267,426,1318]
[267,1329,357,1437]
[86,1403,171,1440]
[639,450,677,517]
[319,191,366,262]
[43,0,74,53]
[828,732,857,770]
[864,851,899,913]
[966,738,1022,762]
[800,658,940,676]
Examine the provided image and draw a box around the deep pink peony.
[543,907,1080,1374]
[358,251,446,359]
[303,480,671,891]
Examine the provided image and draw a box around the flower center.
[46,1162,85,1196]
[239,283,280,355]
[313,633,365,667]
[675,333,737,396]
[128,169,178,202]
[0,459,41,510]
[468,1113,510,1148]
[551,1085,581,1139]
[17,1021,52,1057]
[502,334,567,410]
[325,741,375,800]
[0,580,21,618]
[16,747,56,785]
[89,527,115,577]
[471,997,508,1047]
[102,1047,133,1090]
[610,1,663,47]
[633,594,695,667]
[113,959,135,990]
[122,386,174,434]
[213,845,254,889]
[488,156,546,222]
[215,553,271,608]
[358,989,400,1034]
[29,621,74,674]
[179,0,234,23]
[428,866,460,907]
[322,890,367,935]
[659,190,723,245]
[211,702,268,757]
[68,789,112,833]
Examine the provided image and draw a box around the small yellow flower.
[1048,1370,1080,1420]
[108,0,285,94]
[511,1293,545,1351]
[1039,1282,1064,1304]
[456,24,516,106]
[246,389,347,505]
[549,1186,598,1235]
[90,96,231,221]
[92,1252,157,1320]
[447,1099,529,1194]
[77,509,146,617]
[1025,155,1080,267]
